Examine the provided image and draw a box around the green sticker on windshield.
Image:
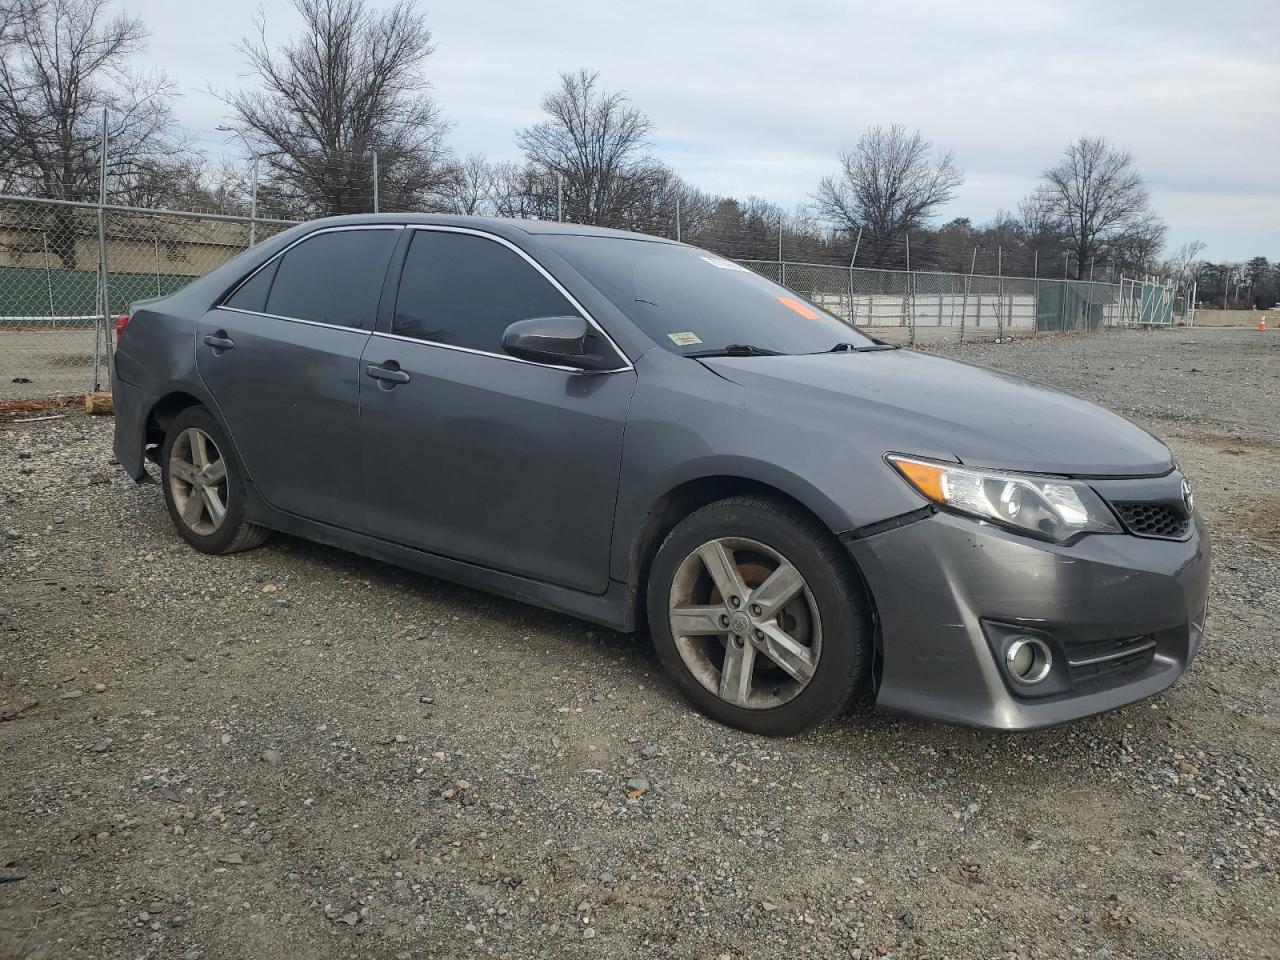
[667,331,703,346]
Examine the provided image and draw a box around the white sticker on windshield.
[700,256,750,272]
[667,331,703,346]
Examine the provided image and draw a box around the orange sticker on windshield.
[777,296,819,319]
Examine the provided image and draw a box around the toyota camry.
[111,215,1210,735]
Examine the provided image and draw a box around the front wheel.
[160,406,269,555]
[646,496,872,736]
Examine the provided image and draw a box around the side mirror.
[501,315,620,371]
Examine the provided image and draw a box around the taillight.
[114,312,130,348]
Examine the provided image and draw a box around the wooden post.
[84,392,114,415]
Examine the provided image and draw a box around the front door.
[197,226,399,528]
[359,228,636,594]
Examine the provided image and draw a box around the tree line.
[1,0,1268,292]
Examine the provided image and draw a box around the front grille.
[1066,634,1156,688]
[1114,501,1190,540]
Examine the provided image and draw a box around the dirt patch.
[2,328,1278,959]
[0,395,81,416]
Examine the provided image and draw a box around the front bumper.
[847,510,1211,730]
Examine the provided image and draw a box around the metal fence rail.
[1,193,1179,400]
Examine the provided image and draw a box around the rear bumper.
[111,373,154,481]
[847,511,1211,730]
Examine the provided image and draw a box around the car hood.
[700,349,1173,477]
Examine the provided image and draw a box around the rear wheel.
[646,496,872,736]
[160,406,269,554]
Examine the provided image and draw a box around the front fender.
[607,350,924,584]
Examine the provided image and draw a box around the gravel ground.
[2,326,1278,959]
[1,328,101,401]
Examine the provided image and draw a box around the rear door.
[197,225,399,528]
[358,227,636,594]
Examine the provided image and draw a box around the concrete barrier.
[1192,308,1279,327]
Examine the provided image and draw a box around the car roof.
[290,212,679,244]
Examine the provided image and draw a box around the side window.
[393,231,578,352]
[264,229,397,329]
[224,258,279,313]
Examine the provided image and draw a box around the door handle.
[203,333,235,351]
[366,363,410,385]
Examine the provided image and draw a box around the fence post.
[847,266,855,325]
[905,233,915,346]
[1087,257,1096,332]
[1188,279,1197,326]
[42,231,56,319]
[959,246,976,343]
[248,156,259,247]
[846,227,861,325]
[94,106,113,391]
[996,245,1004,340]
[1032,250,1039,336]
[778,220,785,288]
[1061,253,1070,332]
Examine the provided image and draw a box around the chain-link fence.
[739,260,1174,347]
[1,193,1181,400]
[0,196,295,399]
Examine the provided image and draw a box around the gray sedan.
[111,215,1210,735]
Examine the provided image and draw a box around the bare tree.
[487,161,540,219]
[442,153,501,215]
[0,0,190,266]
[1107,208,1167,277]
[0,1,25,167]
[516,69,667,226]
[813,125,964,266]
[1159,239,1206,286]
[1030,135,1165,279]
[223,0,454,218]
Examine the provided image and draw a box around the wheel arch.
[623,475,881,661]
[144,390,207,450]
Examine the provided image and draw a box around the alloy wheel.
[168,427,229,536]
[668,536,822,709]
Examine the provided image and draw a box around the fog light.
[1005,637,1052,685]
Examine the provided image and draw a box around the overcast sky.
[139,0,1278,261]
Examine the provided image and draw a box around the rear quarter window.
[223,259,279,313]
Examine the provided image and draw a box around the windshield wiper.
[687,343,783,358]
[825,341,901,353]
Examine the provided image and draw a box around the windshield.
[542,235,876,356]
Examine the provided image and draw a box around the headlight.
[887,454,1121,543]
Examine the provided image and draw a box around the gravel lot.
[2,327,1278,959]
[1,328,102,401]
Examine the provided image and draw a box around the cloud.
[135,0,1279,259]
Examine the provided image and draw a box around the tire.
[160,405,269,555]
[646,495,871,736]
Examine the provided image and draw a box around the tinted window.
[393,231,578,351]
[224,258,279,313]
[542,235,874,356]
[265,229,397,329]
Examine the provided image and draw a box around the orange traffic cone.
[1262,318,1268,332]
